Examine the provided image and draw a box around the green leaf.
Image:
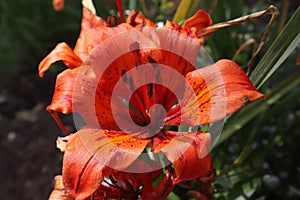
[172,0,198,23]
[167,192,180,200]
[187,0,200,17]
[216,70,300,146]
[129,0,137,10]
[250,6,300,88]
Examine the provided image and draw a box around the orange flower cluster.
[41,1,265,199]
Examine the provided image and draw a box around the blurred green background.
[0,0,299,199]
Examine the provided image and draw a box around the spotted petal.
[171,133,212,183]
[166,59,265,126]
[153,131,212,183]
[126,10,156,28]
[62,128,150,199]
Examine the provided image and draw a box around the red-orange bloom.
[40,5,264,200]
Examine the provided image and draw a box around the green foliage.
[203,1,300,199]
[0,0,113,84]
[0,0,79,83]
[250,6,300,88]
[172,0,200,23]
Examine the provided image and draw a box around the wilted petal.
[166,59,265,126]
[38,43,82,77]
[62,128,149,199]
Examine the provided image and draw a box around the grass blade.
[216,70,300,146]
[250,6,300,88]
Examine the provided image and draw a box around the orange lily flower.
[40,3,264,200]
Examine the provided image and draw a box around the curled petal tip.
[38,42,82,78]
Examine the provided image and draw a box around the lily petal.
[182,10,213,36]
[47,68,79,114]
[141,170,174,200]
[38,42,82,78]
[126,10,156,28]
[172,133,212,183]
[73,8,134,60]
[47,65,101,131]
[73,8,107,60]
[110,160,162,191]
[163,9,212,46]
[62,133,104,200]
[154,131,212,183]
[62,128,150,199]
[166,59,265,126]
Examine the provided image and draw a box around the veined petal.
[172,133,212,183]
[62,128,149,199]
[73,8,107,60]
[62,133,104,200]
[47,65,100,130]
[83,28,186,129]
[152,131,177,153]
[38,43,82,77]
[73,8,133,60]
[158,131,212,183]
[47,68,79,114]
[166,59,265,126]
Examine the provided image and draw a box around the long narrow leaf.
[129,0,137,10]
[216,70,300,146]
[172,0,192,23]
[250,7,300,88]
[187,0,200,17]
